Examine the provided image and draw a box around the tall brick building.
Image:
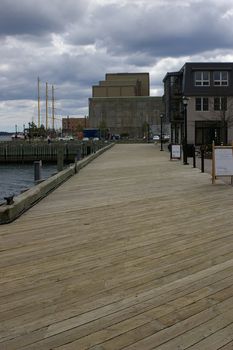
[62,117,89,135]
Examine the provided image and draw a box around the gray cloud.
[1,0,233,131]
[0,0,89,36]
[84,1,233,57]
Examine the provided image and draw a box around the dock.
[1,143,233,349]
[0,141,104,163]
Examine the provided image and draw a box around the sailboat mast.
[46,82,48,130]
[52,85,55,130]
[37,77,40,127]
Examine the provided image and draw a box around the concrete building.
[89,73,165,138]
[163,62,233,145]
[92,72,150,98]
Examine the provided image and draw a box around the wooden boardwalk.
[1,143,233,350]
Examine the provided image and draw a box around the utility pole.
[52,85,55,131]
[37,77,40,128]
[46,82,48,130]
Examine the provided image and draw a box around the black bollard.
[192,145,196,168]
[201,149,205,173]
[4,195,14,205]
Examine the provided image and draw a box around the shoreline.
[0,143,114,224]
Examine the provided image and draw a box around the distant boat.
[11,133,25,140]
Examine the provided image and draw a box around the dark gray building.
[163,62,233,145]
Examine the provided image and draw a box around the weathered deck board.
[1,144,233,349]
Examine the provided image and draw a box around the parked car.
[82,137,89,141]
[163,134,170,141]
[58,136,74,141]
[153,135,160,141]
[111,134,121,140]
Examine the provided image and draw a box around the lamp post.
[160,113,164,151]
[182,96,189,165]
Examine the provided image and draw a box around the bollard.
[57,147,64,172]
[168,143,172,160]
[192,145,196,168]
[201,149,205,173]
[34,160,42,181]
[4,195,14,205]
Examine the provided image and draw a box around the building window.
[195,71,210,86]
[214,97,227,111]
[213,71,228,86]
[195,97,209,111]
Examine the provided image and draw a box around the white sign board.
[215,148,233,176]
[171,144,181,159]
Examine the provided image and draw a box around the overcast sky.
[1,0,233,132]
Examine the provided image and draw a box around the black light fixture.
[160,113,164,151]
[182,96,189,165]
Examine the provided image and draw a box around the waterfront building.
[89,73,165,138]
[163,62,233,146]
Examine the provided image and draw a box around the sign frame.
[170,144,181,160]
[212,141,233,184]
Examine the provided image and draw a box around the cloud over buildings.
[1,0,233,131]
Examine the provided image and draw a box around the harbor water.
[0,163,57,203]
[0,136,56,203]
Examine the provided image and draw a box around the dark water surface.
[0,163,57,203]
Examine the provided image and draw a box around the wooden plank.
[1,144,233,350]
[186,322,233,350]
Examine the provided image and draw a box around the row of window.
[195,97,227,111]
[195,71,228,86]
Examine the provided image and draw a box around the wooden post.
[57,146,64,172]
[34,160,42,182]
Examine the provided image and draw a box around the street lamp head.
[182,96,189,106]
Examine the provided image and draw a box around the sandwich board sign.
[212,141,233,184]
[171,144,181,160]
